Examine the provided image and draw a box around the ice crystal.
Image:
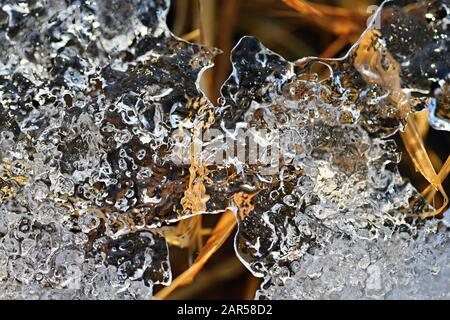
[0,0,217,299]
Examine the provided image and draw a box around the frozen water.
[0,0,448,300]
[375,0,450,131]
[213,0,450,299]
[257,219,450,300]
[0,0,216,299]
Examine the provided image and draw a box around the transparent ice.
[214,0,450,299]
[0,0,448,300]
[0,0,217,299]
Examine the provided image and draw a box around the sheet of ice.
[0,0,217,299]
[212,0,449,299]
[0,0,448,300]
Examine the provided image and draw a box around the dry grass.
[155,212,237,299]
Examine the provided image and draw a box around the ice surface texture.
[215,0,450,299]
[0,0,218,299]
[378,0,450,131]
[0,0,449,300]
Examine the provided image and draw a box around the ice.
[256,220,450,300]
[0,0,216,299]
[0,0,448,300]
[375,0,449,131]
[213,0,449,299]
[429,85,450,131]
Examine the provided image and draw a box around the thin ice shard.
[0,0,217,299]
[213,0,449,299]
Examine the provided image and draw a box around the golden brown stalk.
[400,114,449,218]
[319,35,349,58]
[414,109,430,140]
[167,256,245,299]
[281,0,323,17]
[243,276,262,300]
[280,0,367,36]
[155,212,237,299]
[282,0,367,19]
[173,0,217,259]
[401,114,438,186]
[422,156,450,204]
[163,216,211,252]
[172,0,190,36]
[307,2,366,19]
[181,29,200,41]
